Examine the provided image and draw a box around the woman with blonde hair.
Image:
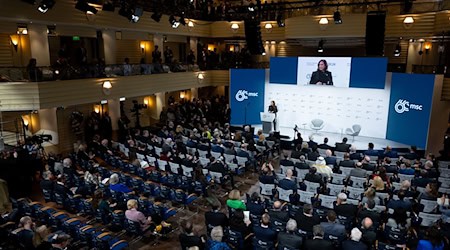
[371,176,387,193]
[226,189,246,210]
[125,199,154,231]
[33,225,52,249]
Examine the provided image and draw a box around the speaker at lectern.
[260,112,275,134]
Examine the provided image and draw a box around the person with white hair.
[278,169,297,191]
[109,173,131,193]
[206,226,231,250]
[313,156,332,179]
[324,149,337,166]
[308,135,317,149]
[350,146,364,161]
[334,193,358,218]
[342,228,367,250]
[277,219,303,249]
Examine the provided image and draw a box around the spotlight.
[75,0,98,15]
[119,6,143,23]
[151,12,162,22]
[394,44,401,57]
[318,40,324,53]
[38,0,55,13]
[102,1,115,12]
[277,16,285,27]
[248,3,255,12]
[333,10,342,24]
[169,15,180,28]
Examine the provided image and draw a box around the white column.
[153,34,164,51]
[102,30,117,64]
[189,37,198,56]
[155,92,165,121]
[39,108,59,146]
[28,24,50,66]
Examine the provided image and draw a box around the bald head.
[362,217,373,229]
[286,169,293,178]
[326,149,332,157]
[273,201,282,210]
[401,180,411,190]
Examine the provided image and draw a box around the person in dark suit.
[304,225,335,250]
[308,145,320,161]
[246,192,265,218]
[364,143,379,157]
[308,135,318,150]
[253,213,277,243]
[320,210,346,241]
[382,146,398,159]
[268,100,278,131]
[280,154,294,167]
[360,218,377,249]
[259,166,276,184]
[310,59,333,85]
[339,153,355,168]
[304,167,324,186]
[404,145,419,160]
[335,137,351,152]
[357,200,381,226]
[291,144,303,159]
[325,149,337,167]
[268,201,290,230]
[295,204,321,233]
[40,170,55,191]
[205,203,228,232]
[319,137,334,151]
[342,228,367,250]
[295,155,310,170]
[386,190,412,211]
[350,146,364,161]
[334,193,358,218]
[278,169,297,191]
[277,219,303,249]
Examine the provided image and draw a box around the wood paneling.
[116,39,153,64]
[385,13,436,38]
[285,14,367,38]
[56,103,93,153]
[0,82,40,111]
[37,70,229,109]
[56,26,97,37]
[276,42,302,57]
[0,34,13,66]
[210,21,245,38]
[441,78,450,101]
[434,11,450,33]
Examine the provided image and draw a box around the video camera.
[31,134,53,144]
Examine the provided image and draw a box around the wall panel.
[385,13,436,38]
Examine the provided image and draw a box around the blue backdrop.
[386,73,435,148]
[269,57,298,84]
[349,57,387,89]
[230,69,266,125]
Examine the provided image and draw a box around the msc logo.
[394,99,423,114]
[235,90,258,102]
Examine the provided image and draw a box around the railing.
[412,65,448,76]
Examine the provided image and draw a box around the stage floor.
[252,125,410,150]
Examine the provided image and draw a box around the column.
[155,92,165,121]
[108,99,120,131]
[190,88,198,101]
[153,34,164,52]
[28,24,50,66]
[189,37,198,57]
[102,30,117,65]
[39,108,58,154]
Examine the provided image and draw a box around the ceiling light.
[119,97,126,102]
[169,15,180,29]
[403,16,414,28]
[333,10,342,24]
[17,25,28,35]
[394,44,401,57]
[38,0,55,13]
[231,23,240,33]
[75,0,98,15]
[265,23,273,32]
[319,17,329,25]
[277,14,285,27]
[318,40,324,53]
[103,80,112,89]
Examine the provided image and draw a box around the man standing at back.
[335,137,351,152]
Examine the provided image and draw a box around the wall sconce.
[188,20,194,31]
[102,80,112,95]
[180,91,186,99]
[10,34,19,52]
[143,98,149,106]
[319,17,329,30]
[197,73,204,83]
[424,42,431,54]
[264,23,273,33]
[403,16,414,29]
[94,105,101,114]
[22,115,29,130]
[140,42,145,53]
[231,23,240,33]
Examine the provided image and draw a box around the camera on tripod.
[31,134,53,144]
[130,100,147,113]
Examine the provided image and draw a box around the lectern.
[260,112,275,134]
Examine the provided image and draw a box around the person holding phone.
[310,59,333,85]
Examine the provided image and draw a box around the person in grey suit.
[277,219,303,249]
[320,210,347,241]
[349,162,367,178]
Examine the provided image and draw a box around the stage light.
[75,0,98,15]
[102,1,115,12]
[248,3,255,12]
[262,52,266,56]
[318,40,324,53]
[169,15,180,29]
[151,12,162,22]
[38,0,55,13]
[119,6,142,23]
[333,10,342,24]
[277,14,285,27]
[394,44,401,57]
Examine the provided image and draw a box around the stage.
[252,125,411,150]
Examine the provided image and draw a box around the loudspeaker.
[365,11,386,56]
[244,19,265,55]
